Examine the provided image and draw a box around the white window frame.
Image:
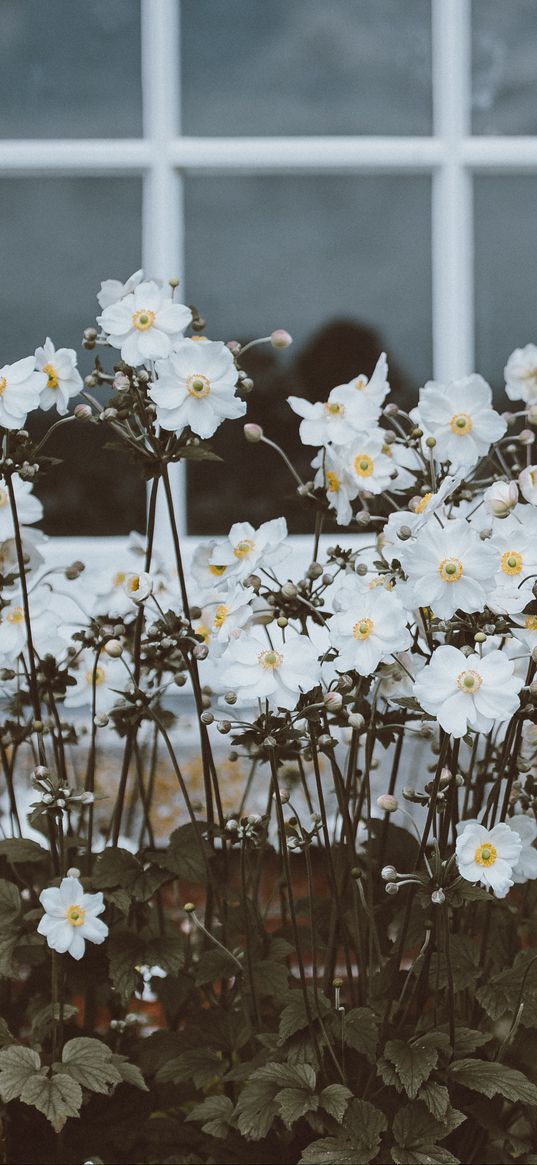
[1,0,536,569]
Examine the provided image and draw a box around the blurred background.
[1,0,536,535]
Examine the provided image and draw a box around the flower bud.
[224,690,237,705]
[74,403,92,421]
[193,643,209,660]
[104,638,123,658]
[431,888,446,905]
[385,881,399,895]
[94,713,109,727]
[397,525,412,541]
[216,720,231,734]
[377,793,398,813]
[65,560,85,580]
[381,865,398,881]
[183,902,196,913]
[348,712,365,730]
[474,631,487,643]
[66,867,81,878]
[200,710,214,724]
[484,480,519,518]
[307,562,323,580]
[324,691,343,712]
[425,436,436,448]
[123,571,153,603]
[244,574,261,591]
[520,428,535,446]
[271,329,293,349]
[244,423,263,443]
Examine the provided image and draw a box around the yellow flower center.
[450,412,473,435]
[259,648,283,670]
[0,488,8,508]
[456,669,483,693]
[213,603,228,629]
[6,607,25,624]
[326,471,341,493]
[525,615,537,631]
[195,623,211,643]
[324,401,344,416]
[415,492,433,514]
[501,550,523,576]
[113,571,126,587]
[209,563,227,577]
[85,665,106,686]
[0,377,7,396]
[354,376,367,390]
[353,617,374,641]
[354,454,374,478]
[439,557,463,582]
[66,905,86,927]
[132,309,156,332]
[474,842,497,867]
[186,373,211,398]
[127,575,141,594]
[234,538,255,559]
[42,362,59,389]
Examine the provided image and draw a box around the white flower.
[34,337,82,415]
[0,357,46,430]
[455,822,522,898]
[0,590,63,662]
[149,339,245,438]
[508,816,537,883]
[488,507,537,612]
[403,519,499,618]
[340,352,390,410]
[414,375,506,467]
[504,344,537,403]
[484,479,519,518]
[37,876,108,959]
[345,429,395,495]
[511,612,537,651]
[0,474,42,540]
[385,441,422,494]
[519,465,537,505]
[190,539,233,591]
[329,583,411,675]
[311,446,360,525]
[0,530,45,580]
[219,627,321,709]
[212,518,288,581]
[97,268,144,310]
[124,571,153,603]
[97,280,191,365]
[64,649,126,713]
[288,383,378,448]
[201,585,254,648]
[413,645,522,737]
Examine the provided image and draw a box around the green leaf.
[195,947,239,986]
[143,928,185,976]
[59,1037,122,1094]
[278,990,330,1044]
[276,1083,318,1130]
[299,1098,387,1164]
[392,1101,465,1152]
[0,839,48,864]
[148,823,210,884]
[234,1062,316,1141]
[0,880,22,927]
[418,1081,450,1120]
[0,934,18,979]
[449,1058,537,1104]
[92,847,167,902]
[185,1094,234,1138]
[21,1071,82,1132]
[177,444,223,463]
[252,959,288,998]
[108,929,144,1002]
[110,1053,148,1091]
[384,1040,439,1100]
[0,1019,14,1048]
[0,1046,41,1101]
[341,1008,379,1062]
[392,1148,460,1164]
[450,1028,492,1057]
[319,1084,353,1123]
[156,1047,223,1090]
[476,953,537,1027]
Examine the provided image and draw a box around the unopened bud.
[74,403,92,420]
[216,720,231,734]
[271,329,293,349]
[224,691,237,705]
[377,793,398,812]
[94,713,109,728]
[520,428,535,446]
[431,888,445,905]
[307,562,323,580]
[324,691,343,712]
[425,436,436,448]
[66,867,81,878]
[348,712,365,731]
[183,902,196,913]
[200,711,214,725]
[104,638,123,658]
[398,525,412,541]
[193,643,209,660]
[385,881,399,895]
[381,865,398,881]
[244,423,263,443]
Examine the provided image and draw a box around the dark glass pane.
[181,0,432,136]
[472,0,537,134]
[0,0,142,138]
[0,178,145,535]
[184,174,432,533]
[475,176,537,400]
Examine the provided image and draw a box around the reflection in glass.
[0,0,142,138]
[184,175,432,533]
[181,0,432,136]
[472,0,537,135]
[0,178,145,535]
[475,176,537,399]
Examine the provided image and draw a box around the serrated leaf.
[384,1040,438,1100]
[252,959,288,998]
[177,444,223,463]
[299,1098,387,1164]
[341,1008,378,1062]
[195,947,239,986]
[450,1027,492,1057]
[156,1047,223,1089]
[393,1101,465,1150]
[148,823,210,884]
[449,1058,537,1104]
[418,1081,450,1120]
[278,990,330,1044]
[319,1084,353,1122]
[185,1094,234,1138]
[21,1071,82,1132]
[59,1037,122,1094]
[93,847,167,902]
[234,1062,316,1141]
[0,880,22,926]
[392,1148,460,1164]
[110,1053,148,1091]
[0,1046,41,1101]
[31,1003,78,1043]
[276,1085,318,1129]
[0,839,48,864]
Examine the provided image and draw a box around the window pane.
[184,175,432,533]
[475,176,537,397]
[0,178,146,535]
[472,0,537,134]
[181,0,432,136]
[0,0,142,138]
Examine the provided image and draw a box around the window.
[1,0,537,552]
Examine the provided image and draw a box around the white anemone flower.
[34,337,82,415]
[329,584,411,675]
[64,649,126,713]
[455,822,522,898]
[508,816,537,883]
[0,474,42,540]
[385,441,422,493]
[149,339,245,438]
[219,627,321,709]
[190,539,233,591]
[339,351,390,410]
[123,571,153,604]
[504,344,537,404]
[0,356,46,430]
[488,508,537,613]
[288,383,378,447]
[0,590,63,663]
[484,480,519,519]
[97,280,191,365]
[413,645,522,737]
[511,612,537,652]
[519,465,537,505]
[311,446,360,525]
[414,375,506,467]
[212,517,288,581]
[97,268,143,310]
[202,585,254,648]
[38,876,108,959]
[403,518,499,618]
[346,429,395,495]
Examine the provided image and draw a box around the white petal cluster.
[329,580,411,676]
[413,375,506,467]
[403,519,499,619]
[97,280,192,365]
[0,356,46,430]
[149,339,246,438]
[413,645,523,737]
[456,822,523,898]
[504,344,537,403]
[38,876,108,960]
[219,627,321,710]
[34,337,82,415]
